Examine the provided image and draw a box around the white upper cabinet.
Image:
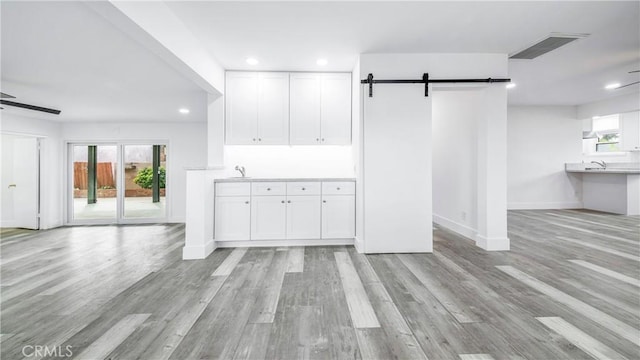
[290,73,352,145]
[258,72,290,144]
[225,72,258,145]
[227,71,351,145]
[225,72,289,145]
[320,73,352,145]
[290,73,322,145]
[620,111,640,151]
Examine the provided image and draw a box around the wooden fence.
[73,162,115,189]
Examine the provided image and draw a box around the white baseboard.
[475,235,510,251]
[354,237,364,253]
[507,201,583,210]
[215,238,354,248]
[0,220,18,228]
[182,239,216,260]
[433,214,477,240]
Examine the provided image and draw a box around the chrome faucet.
[235,165,246,177]
[590,160,606,169]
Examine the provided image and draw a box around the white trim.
[354,237,364,253]
[476,235,510,251]
[215,238,354,248]
[433,213,477,240]
[182,239,216,260]
[507,201,583,210]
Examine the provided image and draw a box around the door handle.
[8,184,16,188]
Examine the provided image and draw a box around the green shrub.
[133,166,166,189]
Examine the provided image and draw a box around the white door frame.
[65,140,170,225]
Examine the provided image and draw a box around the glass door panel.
[72,145,117,221]
[123,144,167,219]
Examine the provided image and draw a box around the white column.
[207,94,225,167]
[183,169,216,259]
[476,85,510,250]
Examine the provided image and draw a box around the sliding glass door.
[123,145,166,219]
[71,144,118,221]
[69,142,168,224]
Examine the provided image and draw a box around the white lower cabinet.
[214,196,251,241]
[251,196,287,240]
[214,180,354,242]
[286,196,321,239]
[322,195,355,239]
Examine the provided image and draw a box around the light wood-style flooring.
[1,210,639,359]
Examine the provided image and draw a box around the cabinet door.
[226,72,258,144]
[321,73,352,145]
[215,196,251,241]
[620,111,640,151]
[251,196,287,240]
[286,196,321,239]
[321,195,355,239]
[258,72,289,144]
[290,73,322,145]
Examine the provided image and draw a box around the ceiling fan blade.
[615,81,640,89]
[0,92,16,99]
[0,100,61,114]
[629,70,640,73]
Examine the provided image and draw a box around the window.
[593,114,620,152]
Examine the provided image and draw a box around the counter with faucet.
[565,162,640,215]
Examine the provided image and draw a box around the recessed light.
[246,57,259,65]
[179,108,190,114]
[506,83,516,89]
[604,83,620,90]
[316,58,328,66]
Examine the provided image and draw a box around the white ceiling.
[0,1,207,122]
[166,0,640,106]
[0,1,638,124]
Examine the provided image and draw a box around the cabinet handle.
[281,200,285,204]
[316,138,320,141]
[253,138,256,141]
[258,138,262,141]
[245,201,250,204]
[323,200,327,203]
[322,138,325,142]
[301,187,306,190]
[267,188,271,191]
[287,200,291,203]
[337,187,341,190]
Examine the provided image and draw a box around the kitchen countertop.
[214,177,356,183]
[565,162,640,174]
[565,169,640,174]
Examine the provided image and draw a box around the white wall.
[432,90,479,239]
[352,58,365,252]
[1,113,63,229]
[62,121,207,222]
[507,106,583,209]
[577,92,640,120]
[223,145,354,178]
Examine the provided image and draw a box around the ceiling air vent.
[510,33,589,60]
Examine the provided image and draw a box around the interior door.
[1,135,39,229]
